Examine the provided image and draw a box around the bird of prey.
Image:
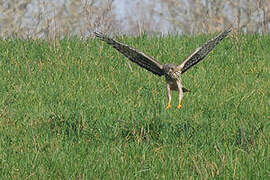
[95,27,231,109]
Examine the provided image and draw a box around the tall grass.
[0,34,269,179]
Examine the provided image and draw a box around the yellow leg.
[166,84,172,110]
[177,100,182,109]
[166,100,171,110]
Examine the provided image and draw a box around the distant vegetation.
[0,0,270,38]
[0,34,269,178]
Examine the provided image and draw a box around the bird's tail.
[183,87,191,92]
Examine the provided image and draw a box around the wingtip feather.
[94,31,105,39]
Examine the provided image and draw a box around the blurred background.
[0,0,269,38]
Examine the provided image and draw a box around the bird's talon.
[177,104,182,109]
[166,105,171,110]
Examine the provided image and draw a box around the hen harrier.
[95,28,231,109]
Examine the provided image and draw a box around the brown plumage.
[95,27,232,109]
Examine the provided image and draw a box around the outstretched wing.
[178,27,232,74]
[95,32,164,76]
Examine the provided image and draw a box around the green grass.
[0,33,269,179]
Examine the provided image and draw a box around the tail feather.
[183,87,191,92]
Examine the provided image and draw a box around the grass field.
[0,33,269,179]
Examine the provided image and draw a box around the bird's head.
[163,64,176,75]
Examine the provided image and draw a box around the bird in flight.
[95,27,232,109]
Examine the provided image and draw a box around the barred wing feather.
[95,32,164,76]
[179,27,232,74]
